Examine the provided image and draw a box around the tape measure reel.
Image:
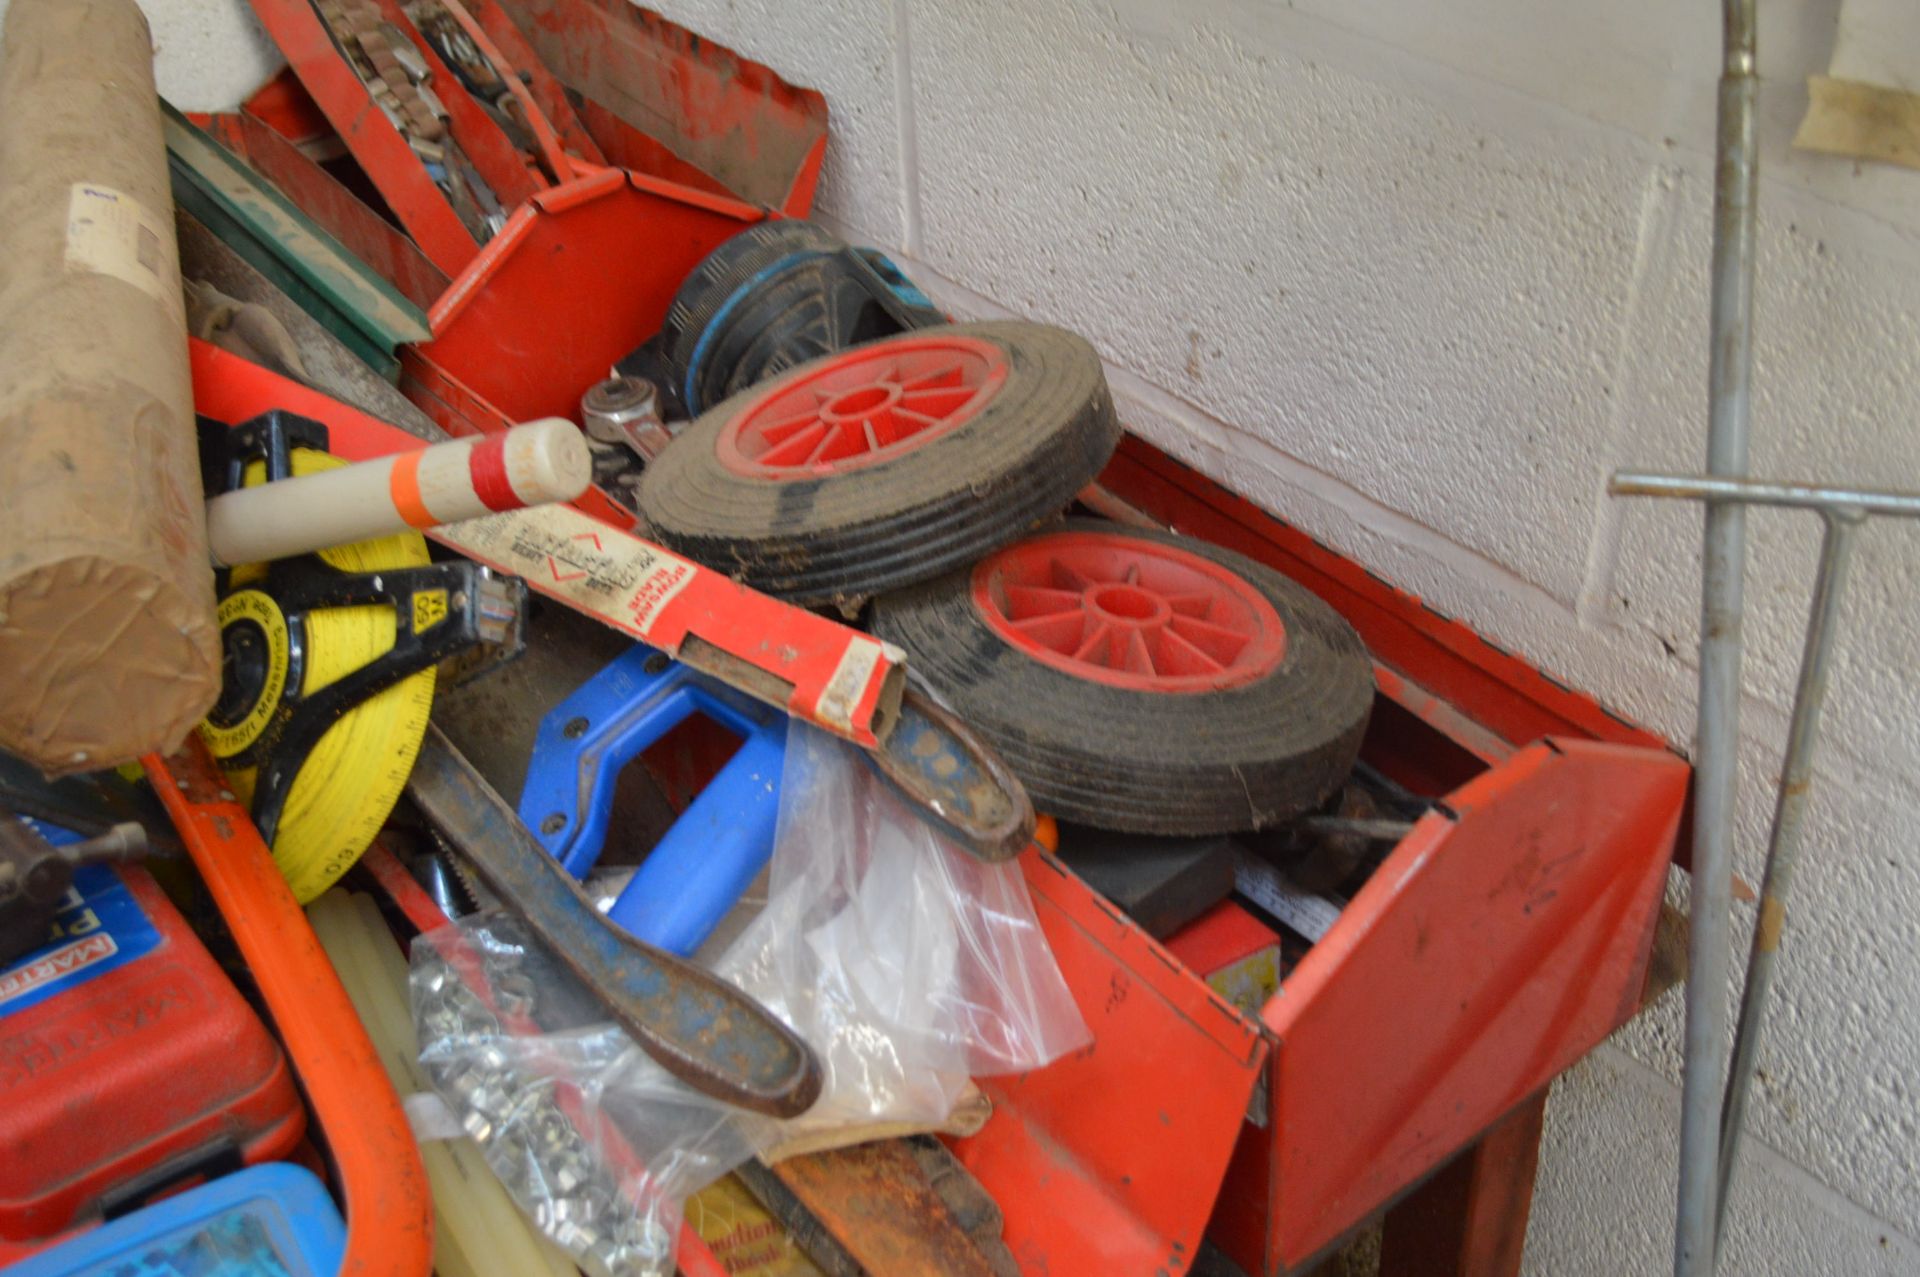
[199,412,526,903]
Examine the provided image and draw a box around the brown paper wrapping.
[0,0,221,774]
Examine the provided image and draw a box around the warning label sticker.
[431,501,894,746]
[437,505,696,637]
[64,182,176,305]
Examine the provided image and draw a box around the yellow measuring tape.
[202,448,436,903]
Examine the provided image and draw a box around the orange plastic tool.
[143,741,434,1277]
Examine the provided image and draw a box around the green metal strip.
[169,162,399,379]
[161,101,431,360]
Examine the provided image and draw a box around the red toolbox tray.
[189,44,1684,1267]
[187,260,1682,1274]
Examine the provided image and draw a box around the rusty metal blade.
[408,725,822,1117]
[867,688,1034,862]
[740,1139,1014,1277]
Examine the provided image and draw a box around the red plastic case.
[0,854,305,1247]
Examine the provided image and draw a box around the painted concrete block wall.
[64,0,1920,1271]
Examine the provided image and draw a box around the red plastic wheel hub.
[971,531,1287,693]
[716,335,1008,479]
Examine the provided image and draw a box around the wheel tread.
[870,520,1374,834]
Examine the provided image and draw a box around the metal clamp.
[518,645,784,958]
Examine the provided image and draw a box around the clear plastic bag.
[411,915,771,1277]
[409,719,1088,1274]
[712,721,1090,1134]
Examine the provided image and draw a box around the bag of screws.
[411,915,774,1277]
[409,721,1086,1274]
[706,721,1090,1139]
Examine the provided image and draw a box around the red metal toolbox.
[0,826,304,1253]
[182,237,1685,1272]
[938,442,1687,1276]
[186,37,1686,1265]
[234,0,827,506]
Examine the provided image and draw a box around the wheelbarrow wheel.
[639,321,1122,609]
[869,520,1374,834]
[647,217,945,417]
[652,217,842,414]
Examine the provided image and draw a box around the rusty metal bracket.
[406,725,822,1117]
[866,687,1035,862]
[739,1139,1014,1277]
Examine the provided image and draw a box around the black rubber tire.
[682,254,943,412]
[869,520,1375,834]
[653,219,842,413]
[638,321,1122,608]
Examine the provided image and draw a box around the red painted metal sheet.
[781,133,830,220]
[240,68,332,146]
[464,0,608,166]
[1207,739,1687,1273]
[248,0,481,276]
[949,851,1270,1276]
[492,0,829,211]
[415,169,763,425]
[573,98,743,202]
[1360,685,1501,802]
[204,110,452,313]
[191,341,903,749]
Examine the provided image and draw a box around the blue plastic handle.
[605,718,785,954]
[518,644,784,955]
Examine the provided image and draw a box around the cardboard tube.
[0,0,220,775]
[204,419,593,566]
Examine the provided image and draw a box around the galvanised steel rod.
[1676,0,1759,1270]
[1714,509,1864,1251]
[1611,475,1919,1261]
[1612,472,1920,517]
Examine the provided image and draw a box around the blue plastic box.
[6,1163,345,1277]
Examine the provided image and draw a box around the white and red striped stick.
[204,418,593,566]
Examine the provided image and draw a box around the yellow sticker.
[200,591,290,759]
[64,182,177,305]
[413,588,449,633]
[687,1174,824,1277]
